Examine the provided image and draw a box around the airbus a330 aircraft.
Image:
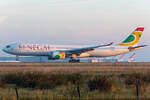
[3,27,146,62]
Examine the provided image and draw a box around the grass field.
[0,72,150,100]
[0,62,150,73]
[0,62,149,100]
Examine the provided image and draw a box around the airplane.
[117,53,135,62]
[118,54,125,62]
[2,27,147,62]
[128,53,135,62]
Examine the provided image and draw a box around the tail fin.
[117,27,144,46]
[119,54,125,62]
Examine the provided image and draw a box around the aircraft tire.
[69,59,80,63]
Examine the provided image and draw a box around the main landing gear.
[69,58,80,63]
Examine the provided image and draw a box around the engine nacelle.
[48,51,66,60]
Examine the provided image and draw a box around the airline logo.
[54,53,66,59]
[118,27,144,46]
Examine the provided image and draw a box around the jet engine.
[48,51,66,60]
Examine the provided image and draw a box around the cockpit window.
[6,45,10,48]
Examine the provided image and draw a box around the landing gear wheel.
[69,59,80,63]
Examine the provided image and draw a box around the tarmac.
[0,62,150,73]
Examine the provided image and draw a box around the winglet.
[105,42,114,46]
[109,42,114,45]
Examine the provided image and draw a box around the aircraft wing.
[63,42,113,54]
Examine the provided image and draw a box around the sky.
[0,0,150,61]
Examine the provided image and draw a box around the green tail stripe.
[122,34,135,43]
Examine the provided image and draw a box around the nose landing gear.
[16,55,19,61]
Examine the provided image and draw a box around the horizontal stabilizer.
[128,45,147,50]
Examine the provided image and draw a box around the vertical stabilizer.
[128,53,135,62]
[119,55,125,62]
[117,27,144,46]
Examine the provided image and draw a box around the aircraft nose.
[2,47,8,53]
[2,45,11,53]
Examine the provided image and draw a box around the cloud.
[0,16,8,23]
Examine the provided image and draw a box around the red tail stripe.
[135,27,144,31]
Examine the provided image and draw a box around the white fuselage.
[3,43,134,58]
